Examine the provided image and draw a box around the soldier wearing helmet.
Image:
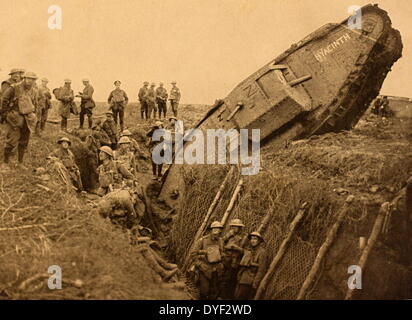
[108,80,128,131]
[35,77,52,136]
[1,68,22,98]
[76,78,95,129]
[191,220,225,299]
[155,82,168,119]
[97,146,134,195]
[138,82,149,120]
[169,81,180,117]
[222,218,247,299]
[47,137,83,192]
[234,231,268,300]
[102,111,118,150]
[120,129,139,155]
[0,71,38,171]
[115,136,138,174]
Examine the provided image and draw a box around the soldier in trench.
[234,231,268,300]
[191,221,226,300]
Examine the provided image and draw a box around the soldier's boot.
[88,116,93,129]
[79,115,84,129]
[1,148,13,171]
[3,147,12,164]
[16,146,28,170]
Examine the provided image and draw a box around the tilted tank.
[158,4,402,212]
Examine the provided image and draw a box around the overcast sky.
[1,0,411,104]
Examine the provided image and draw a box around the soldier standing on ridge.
[108,80,128,131]
[146,83,157,120]
[138,82,149,120]
[0,72,38,170]
[77,78,95,129]
[35,77,52,136]
[57,79,76,132]
[156,82,168,119]
[169,81,180,117]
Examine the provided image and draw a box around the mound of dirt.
[0,135,189,300]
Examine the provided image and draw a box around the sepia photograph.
[0,0,411,312]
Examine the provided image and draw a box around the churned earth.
[0,101,411,299]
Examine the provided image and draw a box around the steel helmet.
[105,111,114,116]
[248,231,264,242]
[118,136,131,144]
[155,121,163,127]
[229,218,245,227]
[121,129,132,136]
[23,71,38,80]
[210,221,223,229]
[99,146,114,157]
[57,137,71,145]
[9,68,20,75]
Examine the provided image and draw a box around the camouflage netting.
[169,117,412,299]
[169,164,239,263]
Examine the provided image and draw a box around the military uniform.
[57,84,75,131]
[92,123,111,147]
[108,88,128,131]
[102,118,118,149]
[97,159,134,195]
[79,83,95,128]
[97,188,145,228]
[146,86,157,120]
[49,147,83,191]
[169,85,181,117]
[191,233,225,299]
[146,125,166,178]
[128,137,141,156]
[222,231,246,298]
[1,78,20,100]
[115,148,137,174]
[156,86,168,118]
[1,82,38,165]
[138,85,149,120]
[234,243,268,300]
[36,84,52,134]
